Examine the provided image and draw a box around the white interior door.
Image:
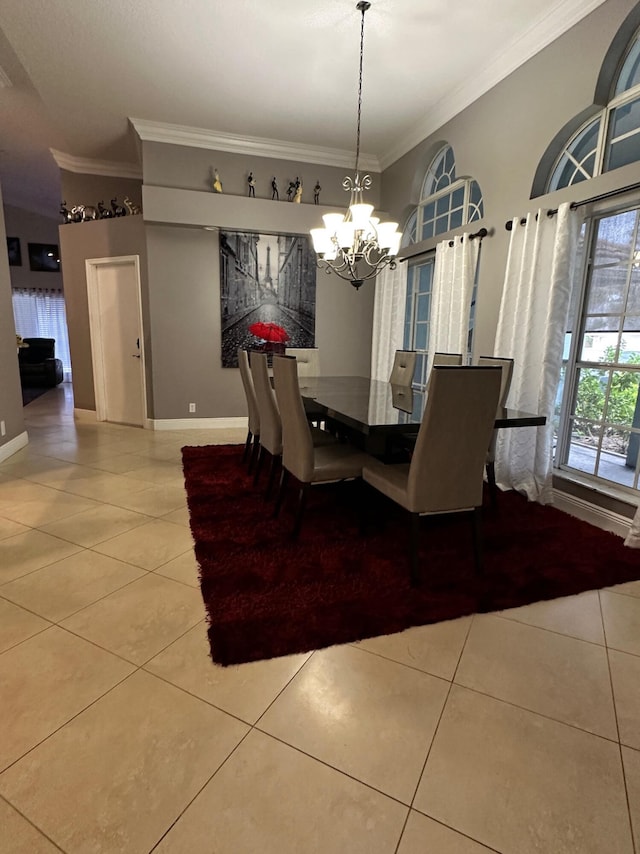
[86,256,146,427]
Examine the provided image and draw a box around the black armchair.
[18,338,64,388]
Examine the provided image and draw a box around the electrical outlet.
[0,420,5,437]
[189,403,196,413]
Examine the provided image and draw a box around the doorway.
[85,255,147,427]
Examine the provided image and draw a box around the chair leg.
[409,512,421,586]
[242,430,252,463]
[292,483,308,539]
[471,506,483,575]
[486,460,497,508]
[253,445,265,486]
[265,454,280,500]
[274,468,289,518]
[248,434,260,474]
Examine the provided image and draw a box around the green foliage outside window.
[575,345,640,448]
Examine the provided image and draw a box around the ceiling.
[0,0,607,219]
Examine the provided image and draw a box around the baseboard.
[73,408,97,421]
[150,417,248,431]
[0,431,29,463]
[552,488,631,539]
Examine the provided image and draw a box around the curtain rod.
[448,227,488,247]
[504,180,640,230]
[398,226,489,262]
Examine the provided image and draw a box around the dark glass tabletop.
[298,376,546,435]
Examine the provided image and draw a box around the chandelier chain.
[354,1,368,176]
[309,1,401,290]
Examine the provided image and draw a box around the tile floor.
[1,384,639,854]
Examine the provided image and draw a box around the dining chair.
[285,347,326,426]
[237,348,260,471]
[432,352,463,366]
[477,355,515,505]
[272,355,370,537]
[362,365,502,585]
[424,351,464,393]
[251,352,336,498]
[389,349,417,385]
[285,347,320,377]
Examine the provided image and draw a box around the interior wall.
[60,172,143,215]
[381,0,640,360]
[0,186,26,451]
[141,141,381,210]
[58,215,149,412]
[143,188,374,421]
[3,204,63,290]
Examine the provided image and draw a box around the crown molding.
[380,0,608,169]
[0,64,11,88]
[129,118,380,173]
[50,149,142,179]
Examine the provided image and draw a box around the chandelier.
[310,1,402,290]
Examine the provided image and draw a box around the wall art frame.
[7,236,21,266]
[28,242,60,272]
[219,229,316,368]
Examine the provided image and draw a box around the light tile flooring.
[1,384,639,854]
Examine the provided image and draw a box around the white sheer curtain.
[428,233,479,373]
[494,202,581,503]
[625,512,640,548]
[371,262,407,382]
[12,288,72,380]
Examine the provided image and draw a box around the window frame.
[554,206,640,497]
[545,27,640,193]
[403,254,435,390]
[405,144,485,247]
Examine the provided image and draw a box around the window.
[403,257,434,389]
[545,26,640,193]
[555,207,640,493]
[403,145,484,246]
[12,288,72,380]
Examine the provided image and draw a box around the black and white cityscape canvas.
[219,230,316,368]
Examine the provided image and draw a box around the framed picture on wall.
[6,237,21,266]
[219,230,316,368]
[27,242,60,272]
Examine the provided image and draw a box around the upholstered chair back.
[285,347,320,377]
[272,355,314,483]
[250,351,282,456]
[237,348,260,437]
[432,352,463,366]
[407,366,501,512]
[477,356,514,408]
[389,349,417,385]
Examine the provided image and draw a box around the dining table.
[298,375,546,460]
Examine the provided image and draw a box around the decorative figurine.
[314,181,321,204]
[286,180,296,202]
[111,197,127,217]
[293,177,302,204]
[212,168,223,193]
[59,201,74,223]
[247,172,256,197]
[97,200,114,219]
[124,197,141,215]
[71,204,99,222]
[271,177,279,200]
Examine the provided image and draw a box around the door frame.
[85,254,148,426]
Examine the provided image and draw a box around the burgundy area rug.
[182,444,639,666]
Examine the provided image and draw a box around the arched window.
[545,26,640,193]
[405,144,484,245]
